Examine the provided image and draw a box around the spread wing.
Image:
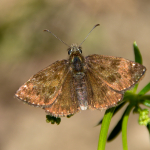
[44,71,80,117]
[15,59,70,107]
[85,54,146,92]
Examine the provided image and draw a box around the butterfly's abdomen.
[74,73,88,110]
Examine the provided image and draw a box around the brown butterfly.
[15,24,146,117]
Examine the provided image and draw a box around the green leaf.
[132,41,143,93]
[107,104,128,141]
[107,117,122,141]
[133,41,143,64]
[140,100,150,107]
[139,95,150,100]
[96,119,103,126]
[97,107,116,150]
[122,105,134,150]
[96,102,126,126]
[146,122,150,135]
[138,82,150,95]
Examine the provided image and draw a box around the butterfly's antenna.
[79,24,100,47]
[44,29,70,47]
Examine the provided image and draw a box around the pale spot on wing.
[80,105,88,110]
[23,85,27,88]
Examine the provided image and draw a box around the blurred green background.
[0,0,150,150]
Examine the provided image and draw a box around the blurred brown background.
[0,0,150,150]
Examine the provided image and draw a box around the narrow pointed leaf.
[133,41,143,64]
[114,102,126,114]
[96,119,103,126]
[146,122,150,135]
[138,82,150,95]
[97,107,115,150]
[107,105,128,141]
[140,100,150,107]
[107,117,122,141]
[122,105,134,150]
[139,95,150,100]
[131,41,142,92]
[96,102,126,126]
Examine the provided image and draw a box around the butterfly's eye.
[78,47,82,53]
[68,48,72,55]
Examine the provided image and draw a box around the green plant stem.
[97,107,115,150]
[122,105,134,150]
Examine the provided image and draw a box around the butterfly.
[15,24,146,117]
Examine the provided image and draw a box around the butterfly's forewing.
[15,60,69,107]
[44,71,80,117]
[86,70,123,109]
[86,54,146,92]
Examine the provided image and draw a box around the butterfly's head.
[68,44,82,55]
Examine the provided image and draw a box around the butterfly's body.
[15,43,146,117]
[69,44,88,110]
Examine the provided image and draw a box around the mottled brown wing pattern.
[15,60,69,107]
[86,54,146,92]
[44,72,80,117]
[86,70,123,109]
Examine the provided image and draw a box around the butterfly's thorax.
[69,51,85,73]
[68,45,88,110]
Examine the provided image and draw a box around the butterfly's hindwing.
[86,69,123,109]
[44,71,81,117]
